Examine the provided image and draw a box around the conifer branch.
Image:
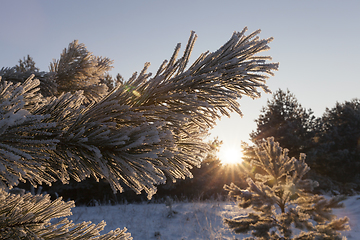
[0,189,131,239]
[0,29,278,239]
[2,28,278,198]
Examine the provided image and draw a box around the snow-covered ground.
[68,195,360,239]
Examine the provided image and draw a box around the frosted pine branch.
[0,29,278,239]
[0,29,278,199]
[1,29,277,197]
[49,40,113,103]
[0,189,132,239]
[0,76,58,189]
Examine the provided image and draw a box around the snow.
[67,195,360,239]
[333,195,360,239]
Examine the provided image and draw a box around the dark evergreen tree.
[15,55,40,73]
[311,99,360,186]
[224,137,350,239]
[250,89,317,158]
[0,28,278,239]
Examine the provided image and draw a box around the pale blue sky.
[1,0,360,148]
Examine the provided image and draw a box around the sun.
[218,145,243,165]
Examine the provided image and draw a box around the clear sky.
[1,0,360,149]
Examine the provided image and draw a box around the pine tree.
[311,99,360,185]
[250,89,317,158]
[0,28,278,239]
[224,137,350,239]
[15,55,40,73]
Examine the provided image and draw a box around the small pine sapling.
[224,137,350,239]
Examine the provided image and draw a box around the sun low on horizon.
[217,144,244,165]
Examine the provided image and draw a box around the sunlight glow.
[218,145,243,165]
